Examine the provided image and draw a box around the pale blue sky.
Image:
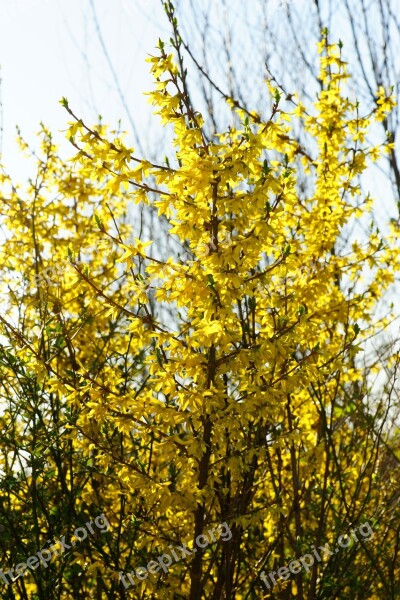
[0,0,166,175]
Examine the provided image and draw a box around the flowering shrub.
[0,18,399,599]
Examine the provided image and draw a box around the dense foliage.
[0,16,399,599]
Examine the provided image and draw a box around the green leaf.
[94,214,104,231]
[298,304,307,316]
[262,159,271,176]
[155,347,163,366]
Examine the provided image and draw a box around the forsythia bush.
[0,17,400,600]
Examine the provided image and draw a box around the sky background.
[0,0,310,172]
[0,0,168,176]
